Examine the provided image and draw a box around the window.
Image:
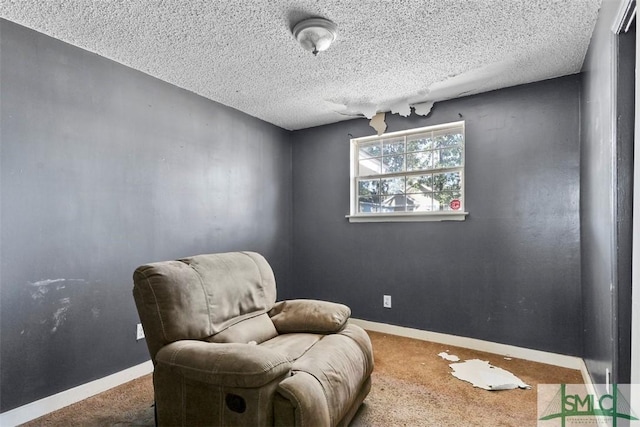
[348,121,467,222]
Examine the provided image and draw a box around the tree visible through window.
[350,121,465,219]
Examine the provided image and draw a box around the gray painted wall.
[291,76,582,356]
[580,0,634,386]
[614,21,635,385]
[0,19,292,412]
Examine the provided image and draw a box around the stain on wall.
[8,278,112,405]
[23,279,90,334]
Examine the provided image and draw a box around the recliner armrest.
[155,340,292,388]
[268,299,351,334]
[275,371,331,426]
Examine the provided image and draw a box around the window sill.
[346,212,468,223]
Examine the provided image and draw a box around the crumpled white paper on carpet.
[437,351,460,362]
[448,359,531,390]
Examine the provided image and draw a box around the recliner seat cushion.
[260,333,322,361]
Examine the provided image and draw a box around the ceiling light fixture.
[292,18,337,56]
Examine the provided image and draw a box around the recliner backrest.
[133,251,277,362]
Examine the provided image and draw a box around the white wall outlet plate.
[383,295,392,308]
[136,323,145,340]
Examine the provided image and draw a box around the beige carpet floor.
[21,331,583,426]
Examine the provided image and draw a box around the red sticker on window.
[450,199,461,210]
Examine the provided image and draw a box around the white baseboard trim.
[1,322,594,426]
[351,318,588,378]
[578,359,596,393]
[0,360,153,427]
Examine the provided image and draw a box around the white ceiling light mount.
[292,18,337,56]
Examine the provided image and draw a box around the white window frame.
[347,121,468,223]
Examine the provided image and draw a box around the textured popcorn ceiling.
[0,1,601,130]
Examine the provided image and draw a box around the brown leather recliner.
[132,251,373,426]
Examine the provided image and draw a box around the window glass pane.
[406,193,434,211]
[433,128,463,148]
[406,151,434,171]
[358,196,380,213]
[433,191,462,211]
[406,175,433,193]
[382,155,405,173]
[380,195,409,212]
[358,179,380,196]
[407,133,433,152]
[432,172,461,191]
[351,121,465,217]
[359,158,381,176]
[382,137,405,155]
[381,177,405,195]
[434,146,463,168]
[359,142,381,159]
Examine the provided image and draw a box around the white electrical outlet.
[136,323,145,340]
[383,295,392,308]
